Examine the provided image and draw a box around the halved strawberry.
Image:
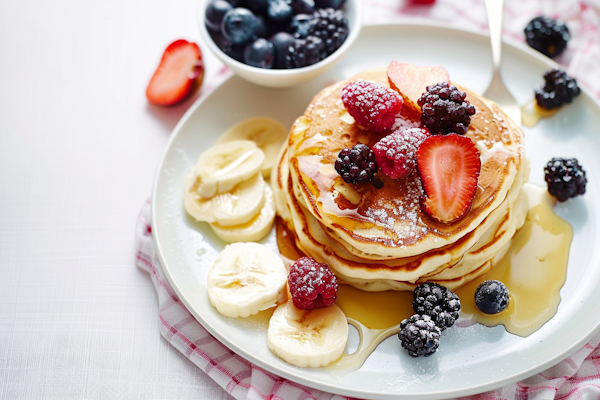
[146,39,204,106]
[416,134,481,224]
[387,61,449,117]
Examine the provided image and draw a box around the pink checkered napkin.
[136,201,600,400]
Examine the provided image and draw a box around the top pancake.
[287,67,525,258]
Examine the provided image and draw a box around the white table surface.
[0,0,233,398]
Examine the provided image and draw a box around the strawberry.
[387,61,449,117]
[416,134,481,224]
[146,39,204,106]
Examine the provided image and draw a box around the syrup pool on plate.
[457,183,573,336]
[275,183,574,368]
[521,99,558,127]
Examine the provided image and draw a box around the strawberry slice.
[146,39,204,106]
[416,134,481,224]
[387,61,449,117]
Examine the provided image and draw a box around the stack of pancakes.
[272,68,529,291]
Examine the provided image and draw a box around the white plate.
[152,24,600,399]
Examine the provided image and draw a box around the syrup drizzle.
[521,99,558,127]
[275,183,573,370]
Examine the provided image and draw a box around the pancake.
[273,143,529,290]
[287,68,525,258]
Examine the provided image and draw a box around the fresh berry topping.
[544,158,587,202]
[524,16,570,58]
[535,69,581,110]
[308,8,349,56]
[474,280,509,314]
[315,0,346,9]
[288,257,338,310]
[412,283,460,331]
[417,82,476,135]
[244,38,275,68]
[205,0,234,31]
[398,314,441,357]
[292,0,316,14]
[222,8,259,45]
[372,128,430,179]
[335,143,378,184]
[416,134,481,224]
[146,40,204,106]
[267,0,293,21]
[283,36,325,68]
[290,14,314,38]
[341,81,404,133]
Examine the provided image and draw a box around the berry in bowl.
[197,0,361,88]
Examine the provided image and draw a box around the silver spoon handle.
[484,0,504,74]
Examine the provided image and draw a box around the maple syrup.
[457,184,573,336]
[275,183,573,368]
[521,99,558,127]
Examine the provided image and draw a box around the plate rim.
[152,22,600,399]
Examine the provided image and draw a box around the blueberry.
[221,8,259,45]
[246,0,268,12]
[474,280,509,315]
[291,0,315,14]
[205,0,233,32]
[290,14,313,38]
[270,31,295,68]
[315,0,346,9]
[255,15,269,37]
[244,38,275,68]
[267,0,293,22]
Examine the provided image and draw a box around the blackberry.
[412,283,460,331]
[282,35,325,68]
[475,280,509,315]
[417,82,476,135]
[335,143,378,184]
[307,8,349,56]
[535,69,580,110]
[524,16,570,58]
[398,314,441,357]
[544,158,587,202]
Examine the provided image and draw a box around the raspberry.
[544,157,587,202]
[398,314,441,357]
[535,69,580,110]
[341,81,403,133]
[417,82,476,135]
[412,283,460,331]
[372,128,430,179]
[524,16,570,58]
[288,257,338,310]
[308,8,349,56]
[334,143,378,184]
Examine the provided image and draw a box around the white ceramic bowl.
[197,0,362,88]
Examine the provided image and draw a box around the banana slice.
[207,242,287,318]
[185,173,265,224]
[190,140,265,199]
[216,117,288,178]
[210,183,275,242]
[212,173,265,227]
[267,301,349,368]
